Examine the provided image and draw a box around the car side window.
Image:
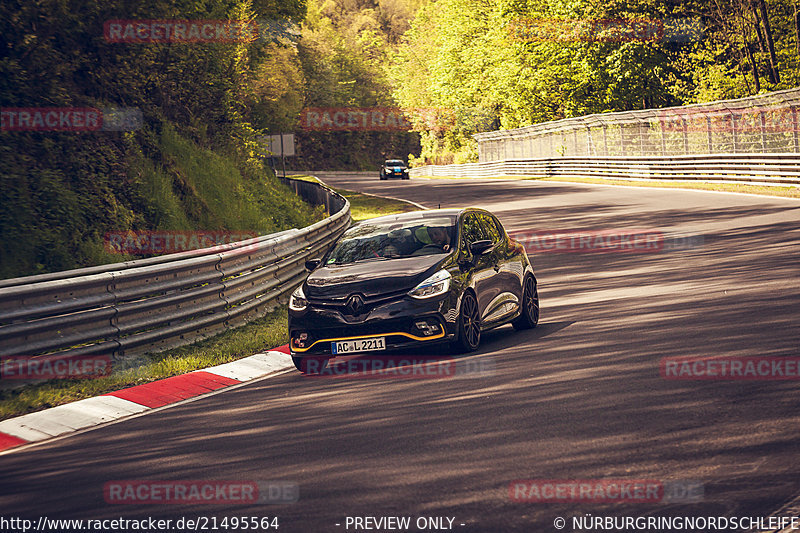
[461,214,483,249]
[478,213,502,244]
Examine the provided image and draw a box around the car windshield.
[326,216,457,265]
[385,160,405,166]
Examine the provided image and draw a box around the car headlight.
[403,168,409,173]
[289,284,308,311]
[384,169,391,174]
[408,270,451,299]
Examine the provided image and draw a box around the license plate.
[332,337,386,355]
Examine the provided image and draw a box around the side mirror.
[305,258,321,271]
[469,240,493,256]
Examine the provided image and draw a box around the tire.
[292,355,329,374]
[512,275,539,330]
[402,175,410,180]
[451,291,481,353]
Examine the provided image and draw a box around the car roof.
[356,207,488,225]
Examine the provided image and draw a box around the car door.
[475,212,520,324]
[460,212,499,320]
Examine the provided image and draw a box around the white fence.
[409,154,800,186]
[475,88,800,161]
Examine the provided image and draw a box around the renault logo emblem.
[345,294,365,315]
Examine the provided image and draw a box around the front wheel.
[292,355,329,374]
[451,291,481,353]
[512,275,539,330]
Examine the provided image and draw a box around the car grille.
[307,288,409,315]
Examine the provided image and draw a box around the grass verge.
[287,175,421,220]
[416,174,800,199]
[0,307,289,421]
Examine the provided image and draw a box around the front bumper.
[383,171,408,178]
[289,293,457,357]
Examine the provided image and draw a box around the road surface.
[2,174,799,532]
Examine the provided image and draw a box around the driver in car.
[412,226,450,255]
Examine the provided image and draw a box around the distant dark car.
[288,208,539,373]
[380,159,410,180]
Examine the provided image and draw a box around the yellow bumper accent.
[292,330,445,353]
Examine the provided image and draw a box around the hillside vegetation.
[0,0,321,279]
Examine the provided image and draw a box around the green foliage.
[393,0,800,163]
[0,0,318,279]
[288,0,421,169]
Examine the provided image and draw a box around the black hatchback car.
[380,159,410,180]
[288,208,539,373]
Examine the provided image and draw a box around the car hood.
[305,254,447,299]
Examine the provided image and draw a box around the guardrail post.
[682,118,688,154]
[602,124,608,156]
[731,111,738,153]
[620,124,628,156]
[706,116,713,153]
[109,271,121,359]
[638,123,646,156]
[760,110,767,151]
[571,128,577,156]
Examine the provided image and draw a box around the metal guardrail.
[475,87,800,161]
[409,154,800,185]
[0,178,350,363]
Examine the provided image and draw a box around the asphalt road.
[2,175,799,533]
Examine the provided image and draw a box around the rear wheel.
[512,275,539,330]
[451,291,481,353]
[292,355,329,374]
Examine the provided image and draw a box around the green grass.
[149,125,324,235]
[416,174,800,199]
[0,124,324,279]
[0,307,290,421]
[287,174,421,221]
